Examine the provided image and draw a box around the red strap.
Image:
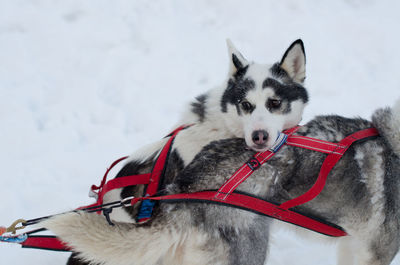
[283,126,301,135]
[130,191,347,237]
[91,156,129,192]
[21,236,71,251]
[135,125,189,222]
[215,151,275,200]
[145,125,189,196]
[286,136,347,154]
[76,202,98,211]
[89,125,190,209]
[279,127,379,210]
[90,156,129,207]
[97,173,151,200]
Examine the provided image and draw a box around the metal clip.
[246,157,261,170]
[6,219,27,234]
[121,196,135,208]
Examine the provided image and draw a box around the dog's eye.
[241,101,254,112]
[267,99,282,110]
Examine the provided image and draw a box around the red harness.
[127,126,379,237]
[18,125,379,251]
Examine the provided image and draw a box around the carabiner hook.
[6,219,27,234]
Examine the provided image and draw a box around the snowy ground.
[1,0,400,264]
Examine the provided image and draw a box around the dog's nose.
[251,130,268,146]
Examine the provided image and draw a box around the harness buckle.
[4,219,26,235]
[246,157,261,171]
[121,196,135,208]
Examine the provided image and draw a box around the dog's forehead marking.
[262,77,309,103]
[244,63,274,89]
[246,87,275,105]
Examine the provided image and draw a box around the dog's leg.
[353,240,387,265]
[217,216,270,265]
[337,235,398,265]
[348,228,400,265]
[354,242,399,265]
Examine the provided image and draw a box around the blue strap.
[269,132,288,153]
[0,233,28,244]
[137,199,156,221]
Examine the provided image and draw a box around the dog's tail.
[42,211,226,265]
[372,98,400,156]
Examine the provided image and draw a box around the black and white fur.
[46,40,312,265]
[104,40,309,224]
[44,99,400,265]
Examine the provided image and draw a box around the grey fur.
[167,109,400,265]
[44,102,400,265]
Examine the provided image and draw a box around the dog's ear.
[280,39,306,83]
[226,39,249,75]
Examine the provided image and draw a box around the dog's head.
[221,39,308,152]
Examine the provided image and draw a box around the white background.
[1,0,399,264]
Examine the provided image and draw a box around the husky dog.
[105,39,308,223]
[44,99,400,265]
[56,39,310,265]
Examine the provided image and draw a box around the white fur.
[42,212,229,265]
[172,87,240,165]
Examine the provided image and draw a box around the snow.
[1,0,400,264]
